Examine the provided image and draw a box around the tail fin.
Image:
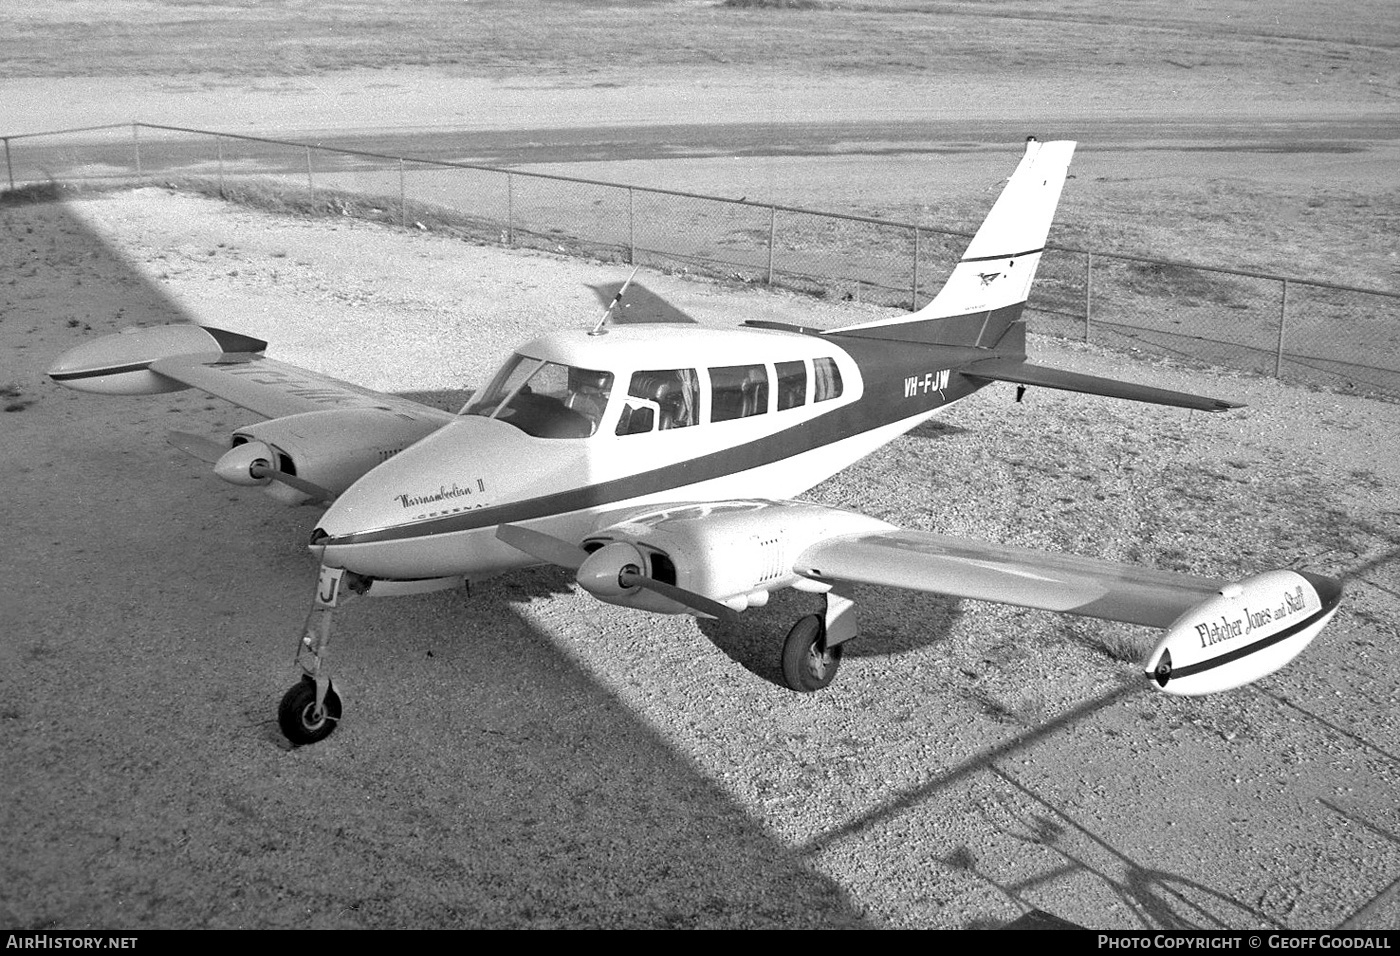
[831,138,1076,354]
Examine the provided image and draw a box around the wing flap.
[148,353,455,425]
[796,530,1226,628]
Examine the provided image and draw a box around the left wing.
[795,529,1226,628]
[510,499,1342,697]
[795,528,1341,696]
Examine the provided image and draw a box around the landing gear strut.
[779,587,858,693]
[279,564,362,746]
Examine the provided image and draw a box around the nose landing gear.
[279,564,361,746]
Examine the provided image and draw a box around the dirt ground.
[2,0,1399,933]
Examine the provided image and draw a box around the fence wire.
[5,123,1398,402]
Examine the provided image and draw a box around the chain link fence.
[7,122,1398,402]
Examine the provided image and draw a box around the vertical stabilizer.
[832,139,1076,352]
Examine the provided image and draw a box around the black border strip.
[49,360,154,382]
[961,246,1044,264]
[1170,602,1337,682]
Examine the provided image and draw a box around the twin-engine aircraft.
[49,139,1342,745]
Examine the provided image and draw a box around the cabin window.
[463,353,614,439]
[616,369,699,436]
[775,361,806,410]
[813,356,843,403]
[709,364,769,422]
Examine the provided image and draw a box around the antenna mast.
[590,266,640,336]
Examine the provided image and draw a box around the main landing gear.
[779,587,858,693]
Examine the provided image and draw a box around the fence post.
[911,226,921,310]
[506,172,514,246]
[3,137,12,191]
[1084,252,1093,342]
[216,135,224,196]
[304,146,314,202]
[399,157,406,229]
[1275,278,1289,378]
[132,124,142,181]
[766,205,776,286]
[628,187,636,265]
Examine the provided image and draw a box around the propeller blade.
[496,524,590,570]
[167,430,228,464]
[248,462,337,505]
[618,569,742,622]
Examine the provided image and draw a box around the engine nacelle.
[228,409,443,504]
[582,501,893,613]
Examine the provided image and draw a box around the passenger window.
[710,364,769,422]
[775,361,806,411]
[813,356,843,403]
[616,369,699,436]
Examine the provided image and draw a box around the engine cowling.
[580,501,893,613]
[225,409,443,504]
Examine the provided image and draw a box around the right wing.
[49,323,457,504]
[148,352,455,425]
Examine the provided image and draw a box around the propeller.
[495,523,589,570]
[495,524,740,621]
[209,439,337,505]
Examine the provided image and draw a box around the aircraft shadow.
[587,280,698,324]
[0,193,869,929]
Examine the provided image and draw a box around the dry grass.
[2,0,1397,89]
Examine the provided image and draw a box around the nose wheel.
[278,564,359,746]
[278,676,342,745]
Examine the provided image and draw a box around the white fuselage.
[312,325,968,581]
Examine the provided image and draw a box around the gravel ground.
[1,188,1397,930]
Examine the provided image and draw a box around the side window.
[813,356,843,403]
[616,369,698,436]
[775,360,806,411]
[709,364,769,422]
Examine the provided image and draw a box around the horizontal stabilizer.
[963,358,1242,412]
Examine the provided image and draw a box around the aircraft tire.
[781,614,842,692]
[278,676,342,746]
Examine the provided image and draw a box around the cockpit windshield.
[462,354,614,439]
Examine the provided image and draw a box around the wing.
[794,529,1225,628]
[794,526,1341,696]
[149,352,455,425]
[543,499,1341,696]
[49,323,454,426]
[49,323,458,504]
